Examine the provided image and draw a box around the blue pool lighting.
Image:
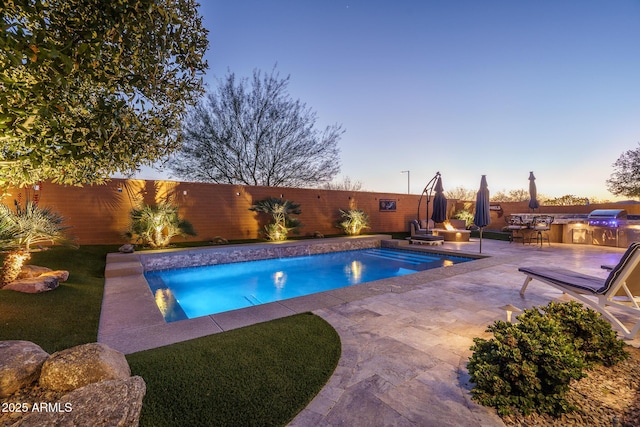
[144,248,473,322]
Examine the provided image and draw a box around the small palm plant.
[249,198,302,241]
[452,209,474,228]
[0,201,76,286]
[337,209,370,236]
[126,202,196,248]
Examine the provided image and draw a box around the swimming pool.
[145,247,473,322]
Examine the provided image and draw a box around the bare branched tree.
[322,176,364,191]
[169,67,344,187]
[544,195,590,206]
[445,186,476,201]
[492,189,530,202]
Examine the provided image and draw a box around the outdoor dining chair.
[527,215,553,247]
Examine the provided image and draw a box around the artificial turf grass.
[0,245,116,353]
[127,312,341,427]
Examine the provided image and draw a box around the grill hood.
[588,209,627,227]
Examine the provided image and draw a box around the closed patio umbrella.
[473,175,491,253]
[430,176,448,224]
[528,171,540,211]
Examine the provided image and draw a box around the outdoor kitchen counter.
[508,213,575,244]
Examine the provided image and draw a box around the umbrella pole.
[479,227,483,253]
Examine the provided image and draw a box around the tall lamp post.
[400,170,410,194]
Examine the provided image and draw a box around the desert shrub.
[468,301,628,416]
[536,301,628,367]
[468,312,586,416]
[337,209,369,235]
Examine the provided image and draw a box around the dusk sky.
[149,1,640,200]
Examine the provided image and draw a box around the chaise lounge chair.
[409,220,444,245]
[519,242,640,339]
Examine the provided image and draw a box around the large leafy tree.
[606,143,640,199]
[169,67,343,187]
[0,0,209,188]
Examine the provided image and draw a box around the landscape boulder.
[0,341,49,397]
[119,244,135,253]
[13,376,146,427]
[2,266,69,293]
[17,265,52,279]
[39,343,131,392]
[39,270,70,282]
[1,276,59,293]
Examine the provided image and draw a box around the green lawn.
[0,246,341,426]
[128,313,340,426]
[0,245,116,352]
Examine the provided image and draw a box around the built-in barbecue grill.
[588,209,628,246]
[588,209,628,227]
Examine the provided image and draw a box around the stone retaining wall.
[139,235,390,272]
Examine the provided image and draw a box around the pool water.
[145,248,473,322]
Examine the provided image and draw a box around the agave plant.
[249,198,302,241]
[126,202,196,248]
[0,201,76,285]
[337,209,370,236]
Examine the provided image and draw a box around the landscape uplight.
[500,304,522,323]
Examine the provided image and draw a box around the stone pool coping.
[97,235,491,354]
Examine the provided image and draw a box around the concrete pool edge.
[97,235,490,354]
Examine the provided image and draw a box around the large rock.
[17,265,53,279]
[39,270,69,282]
[2,276,59,293]
[39,343,131,392]
[14,376,146,427]
[0,341,49,397]
[119,244,135,253]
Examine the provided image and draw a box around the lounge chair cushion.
[601,242,640,293]
[411,234,444,241]
[519,242,640,296]
[517,267,605,294]
[519,242,640,339]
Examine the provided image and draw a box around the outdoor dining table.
[506,215,553,247]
